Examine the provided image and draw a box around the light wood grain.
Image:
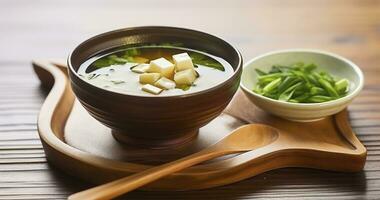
[68,125,278,200]
[32,59,366,200]
[1,0,380,199]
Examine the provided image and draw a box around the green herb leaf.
[189,52,225,71]
[126,48,141,57]
[108,55,128,64]
[92,58,114,68]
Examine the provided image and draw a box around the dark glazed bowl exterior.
[68,26,242,147]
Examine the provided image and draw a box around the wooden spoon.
[68,124,279,200]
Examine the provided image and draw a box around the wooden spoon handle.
[68,146,234,200]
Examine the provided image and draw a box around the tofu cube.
[139,73,160,84]
[142,84,162,95]
[174,69,197,85]
[148,57,175,78]
[155,77,176,90]
[131,64,150,73]
[172,53,194,72]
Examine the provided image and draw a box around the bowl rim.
[68,26,242,99]
[240,48,364,108]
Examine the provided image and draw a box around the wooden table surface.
[1,0,380,199]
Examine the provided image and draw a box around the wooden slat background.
[1,0,380,199]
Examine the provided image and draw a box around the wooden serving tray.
[33,59,367,191]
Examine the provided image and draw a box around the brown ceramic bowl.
[68,26,242,148]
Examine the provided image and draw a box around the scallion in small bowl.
[240,49,364,122]
[253,63,350,103]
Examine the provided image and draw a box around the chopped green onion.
[293,93,311,102]
[307,95,334,103]
[310,87,327,95]
[253,63,350,103]
[263,78,282,93]
[335,78,349,94]
[278,82,302,101]
[318,78,339,97]
[277,76,301,94]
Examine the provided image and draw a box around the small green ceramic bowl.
[240,49,364,122]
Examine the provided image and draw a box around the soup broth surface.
[77,45,234,96]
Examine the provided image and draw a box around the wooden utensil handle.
[68,146,234,200]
